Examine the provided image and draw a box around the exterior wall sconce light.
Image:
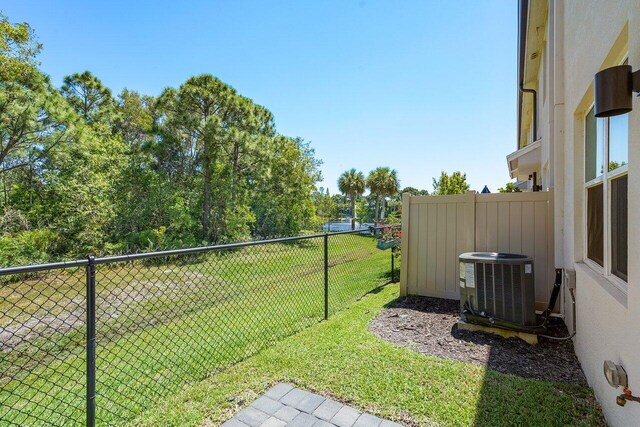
[594,65,640,117]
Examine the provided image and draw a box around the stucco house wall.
[517,1,640,425]
[561,1,640,425]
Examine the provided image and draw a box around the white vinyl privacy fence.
[400,190,555,311]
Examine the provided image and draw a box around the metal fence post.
[86,256,96,427]
[324,233,329,320]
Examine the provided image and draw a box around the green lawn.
[133,284,606,427]
[1,233,391,426]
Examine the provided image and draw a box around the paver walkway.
[222,383,404,427]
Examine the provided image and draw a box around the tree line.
[1,13,516,265]
[0,14,320,265]
[312,169,472,229]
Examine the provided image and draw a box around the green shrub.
[0,228,59,267]
[104,226,201,255]
[0,207,30,235]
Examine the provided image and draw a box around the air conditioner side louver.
[459,252,536,327]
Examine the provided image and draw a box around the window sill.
[576,261,627,308]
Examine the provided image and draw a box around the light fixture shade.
[594,65,632,117]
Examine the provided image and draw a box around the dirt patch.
[369,295,587,386]
[0,271,223,352]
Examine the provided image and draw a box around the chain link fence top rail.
[0,229,392,426]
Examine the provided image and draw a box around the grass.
[133,284,606,427]
[1,233,391,426]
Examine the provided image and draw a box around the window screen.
[587,183,604,266]
[611,175,628,280]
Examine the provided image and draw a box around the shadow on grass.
[363,269,400,299]
[472,348,604,427]
[372,294,605,426]
[378,267,399,284]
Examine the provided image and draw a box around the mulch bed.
[369,295,587,386]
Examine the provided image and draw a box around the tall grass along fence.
[0,228,396,426]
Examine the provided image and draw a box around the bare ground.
[369,295,587,386]
[0,270,224,352]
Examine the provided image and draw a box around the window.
[584,105,628,284]
[611,175,627,280]
[586,183,603,266]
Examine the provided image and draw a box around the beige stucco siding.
[557,0,640,425]
[516,1,639,424]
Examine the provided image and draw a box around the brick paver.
[222,384,404,427]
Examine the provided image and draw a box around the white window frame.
[583,105,629,293]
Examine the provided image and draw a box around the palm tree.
[366,167,399,221]
[381,169,400,218]
[338,169,366,230]
[366,169,383,222]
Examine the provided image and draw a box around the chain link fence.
[1,229,396,426]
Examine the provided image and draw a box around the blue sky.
[3,0,517,194]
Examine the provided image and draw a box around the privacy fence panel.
[400,192,475,299]
[1,229,390,426]
[401,191,554,309]
[475,190,554,310]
